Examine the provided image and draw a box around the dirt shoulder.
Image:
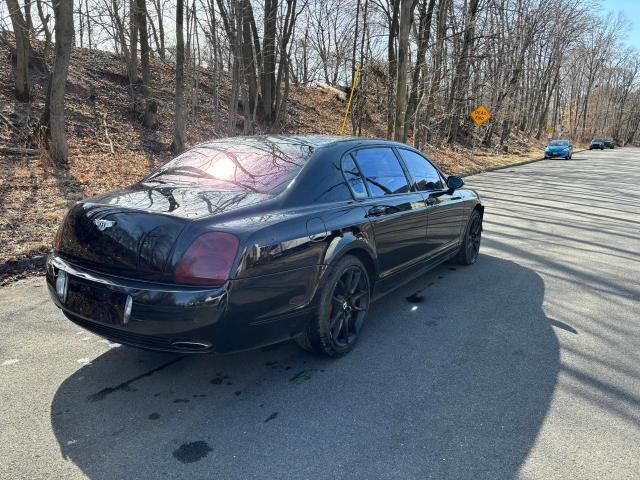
[0,144,549,285]
[1,42,554,284]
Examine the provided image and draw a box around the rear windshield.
[144,138,315,194]
[549,140,569,146]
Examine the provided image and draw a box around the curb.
[0,255,47,285]
[0,254,47,275]
[459,149,587,178]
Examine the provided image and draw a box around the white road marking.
[2,359,19,366]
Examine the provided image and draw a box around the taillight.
[175,232,239,286]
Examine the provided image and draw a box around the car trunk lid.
[57,184,272,280]
[59,202,187,279]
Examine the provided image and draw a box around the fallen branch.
[0,113,19,131]
[0,146,38,156]
[102,113,115,154]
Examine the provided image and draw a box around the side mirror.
[446,175,464,191]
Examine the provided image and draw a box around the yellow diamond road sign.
[470,105,491,126]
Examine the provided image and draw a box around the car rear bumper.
[46,254,321,353]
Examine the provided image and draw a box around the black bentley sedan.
[47,136,483,356]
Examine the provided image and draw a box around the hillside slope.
[0,42,546,280]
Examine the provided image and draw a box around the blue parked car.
[544,139,573,159]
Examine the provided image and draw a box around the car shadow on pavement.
[50,254,559,479]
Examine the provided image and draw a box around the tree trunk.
[262,0,278,123]
[152,0,166,59]
[404,0,435,141]
[386,0,399,139]
[35,0,52,56]
[423,0,449,143]
[394,0,416,142]
[239,0,260,117]
[173,0,186,153]
[447,0,480,143]
[136,0,156,127]
[85,0,92,49]
[44,0,74,164]
[128,0,138,84]
[146,9,161,58]
[24,0,33,32]
[274,0,297,128]
[5,0,31,101]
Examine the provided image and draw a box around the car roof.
[196,134,413,151]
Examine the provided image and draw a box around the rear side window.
[354,148,410,196]
[398,149,444,191]
[342,156,368,199]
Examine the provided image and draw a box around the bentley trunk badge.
[94,219,116,231]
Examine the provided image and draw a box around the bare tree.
[5,0,31,101]
[173,0,186,153]
[41,0,74,164]
[135,0,157,127]
[393,0,416,141]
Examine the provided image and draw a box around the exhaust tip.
[171,341,212,352]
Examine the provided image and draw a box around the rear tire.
[454,209,482,266]
[295,255,371,357]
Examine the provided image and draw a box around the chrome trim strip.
[48,254,225,294]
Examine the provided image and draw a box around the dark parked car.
[589,138,605,150]
[47,136,483,357]
[603,137,615,149]
[544,139,573,159]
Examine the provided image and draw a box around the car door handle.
[367,206,386,217]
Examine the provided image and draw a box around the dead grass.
[1,41,548,278]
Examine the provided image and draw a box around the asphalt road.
[1,148,639,480]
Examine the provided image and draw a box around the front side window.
[353,148,410,197]
[398,149,444,191]
[342,156,368,199]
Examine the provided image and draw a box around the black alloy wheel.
[295,256,371,356]
[455,209,482,265]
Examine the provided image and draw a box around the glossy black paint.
[47,136,483,353]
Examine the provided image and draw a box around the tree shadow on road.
[50,254,559,479]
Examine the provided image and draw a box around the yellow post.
[339,65,361,135]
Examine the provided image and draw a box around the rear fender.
[319,231,378,285]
